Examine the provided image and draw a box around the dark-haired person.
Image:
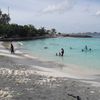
[10,43,15,54]
[61,48,64,56]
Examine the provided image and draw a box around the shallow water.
[22,37,100,70]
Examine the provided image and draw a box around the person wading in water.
[61,48,64,56]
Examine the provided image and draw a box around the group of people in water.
[81,45,92,52]
[56,45,92,57]
[10,43,91,56]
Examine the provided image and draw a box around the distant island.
[56,33,92,38]
[62,32,100,38]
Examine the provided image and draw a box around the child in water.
[56,48,64,57]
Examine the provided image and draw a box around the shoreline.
[0,35,54,41]
[24,54,100,80]
[0,33,93,42]
[1,41,100,80]
[19,45,100,80]
[0,42,100,99]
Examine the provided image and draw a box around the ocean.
[22,37,100,70]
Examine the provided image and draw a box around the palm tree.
[0,10,10,24]
[1,14,10,24]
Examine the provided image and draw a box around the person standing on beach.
[10,43,15,54]
[61,48,64,56]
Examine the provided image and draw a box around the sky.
[0,0,100,33]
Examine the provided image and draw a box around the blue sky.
[0,0,100,33]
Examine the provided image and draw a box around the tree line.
[0,10,56,39]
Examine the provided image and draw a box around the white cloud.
[41,0,75,14]
[96,10,100,16]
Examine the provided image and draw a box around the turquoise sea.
[22,37,100,70]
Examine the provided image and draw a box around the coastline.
[1,41,100,79]
[0,42,100,100]
[0,33,92,42]
[0,35,54,41]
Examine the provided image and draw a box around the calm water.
[22,37,100,70]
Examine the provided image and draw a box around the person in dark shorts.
[61,48,64,56]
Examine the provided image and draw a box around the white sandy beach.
[0,42,100,100]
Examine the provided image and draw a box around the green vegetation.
[0,9,10,24]
[0,10,56,39]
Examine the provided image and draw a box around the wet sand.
[0,42,100,100]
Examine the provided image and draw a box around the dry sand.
[0,42,100,100]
